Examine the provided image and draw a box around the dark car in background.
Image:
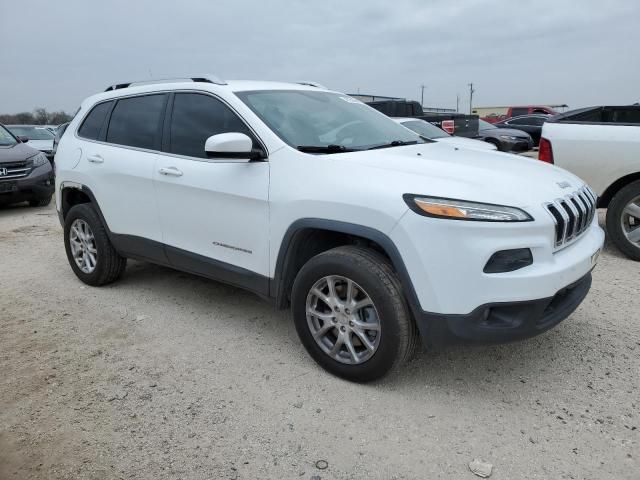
[52,122,70,157]
[478,119,534,152]
[0,124,54,207]
[494,114,550,145]
[6,125,55,162]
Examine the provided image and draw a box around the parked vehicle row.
[494,114,549,145]
[54,76,604,382]
[5,125,55,161]
[473,105,559,123]
[540,104,640,260]
[477,119,534,152]
[0,124,55,207]
[365,99,480,138]
[392,118,496,151]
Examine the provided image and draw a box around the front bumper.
[420,272,592,345]
[502,137,533,152]
[0,164,54,204]
[390,204,604,346]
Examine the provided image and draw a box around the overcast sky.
[1,0,638,113]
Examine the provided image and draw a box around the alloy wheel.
[69,219,98,274]
[305,275,381,365]
[621,195,640,246]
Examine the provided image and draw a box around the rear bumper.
[418,272,592,346]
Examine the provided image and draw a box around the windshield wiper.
[297,144,359,154]
[366,140,419,150]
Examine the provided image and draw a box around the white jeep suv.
[55,76,604,382]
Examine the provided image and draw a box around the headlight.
[29,152,48,167]
[403,194,533,222]
[499,135,519,141]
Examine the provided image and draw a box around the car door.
[153,92,270,291]
[505,117,537,136]
[78,94,166,248]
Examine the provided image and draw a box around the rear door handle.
[159,166,183,177]
[87,154,104,164]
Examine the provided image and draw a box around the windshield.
[0,125,18,146]
[236,90,425,151]
[7,126,54,140]
[478,120,497,131]
[400,119,450,139]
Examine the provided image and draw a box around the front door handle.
[87,154,104,164]
[159,166,183,177]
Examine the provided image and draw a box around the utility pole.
[468,83,475,115]
[420,84,426,108]
[456,94,460,113]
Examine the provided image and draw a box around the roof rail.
[104,74,227,92]
[296,81,328,89]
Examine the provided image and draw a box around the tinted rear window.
[78,102,112,140]
[107,94,166,149]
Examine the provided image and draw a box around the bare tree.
[0,108,73,125]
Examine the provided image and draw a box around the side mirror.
[204,133,264,161]
[17,136,29,143]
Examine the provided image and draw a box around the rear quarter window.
[78,101,113,140]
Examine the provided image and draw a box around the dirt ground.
[0,202,638,480]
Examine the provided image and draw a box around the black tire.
[64,204,127,285]
[485,138,502,151]
[606,180,640,261]
[29,195,52,207]
[291,246,418,382]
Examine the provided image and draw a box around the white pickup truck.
[540,105,640,260]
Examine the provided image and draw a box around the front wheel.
[485,138,502,151]
[291,246,418,382]
[606,180,640,261]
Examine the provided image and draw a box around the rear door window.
[169,93,255,158]
[78,101,113,140]
[106,94,166,150]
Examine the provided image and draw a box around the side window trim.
[98,101,117,142]
[161,92,175,153]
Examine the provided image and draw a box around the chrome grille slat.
[545,186,597,250]
[0,161,32,181]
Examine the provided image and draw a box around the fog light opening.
[483,248,533,274]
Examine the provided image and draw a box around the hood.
[0,142,41,163]
[436,136,496,151]
[486,127,531,138]
[333,142,585,208]
[23,139,54,151]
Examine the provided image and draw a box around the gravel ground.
[0,202,638,480]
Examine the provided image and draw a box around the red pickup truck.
[474,105,559,123]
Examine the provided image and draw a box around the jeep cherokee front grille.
[545,186,597,250]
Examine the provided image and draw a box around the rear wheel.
[606,180,640,261]
[291,246,417,382]
[64,204,127,285]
